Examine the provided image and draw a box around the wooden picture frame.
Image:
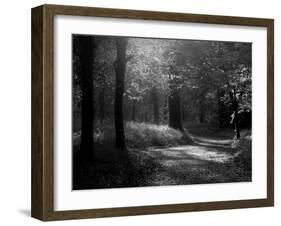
[31,4,274,221]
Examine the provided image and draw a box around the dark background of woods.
[72,35,252,189]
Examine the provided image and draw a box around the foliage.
[72,35,253,189]
[232,133,252,173]
[125,121,191,148]
[73,35,252,129]
[89,121,191,149]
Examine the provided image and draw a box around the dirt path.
[135,137,237,185]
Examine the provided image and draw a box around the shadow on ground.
[73,133,251,190]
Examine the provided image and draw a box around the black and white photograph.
[72,35,252,190]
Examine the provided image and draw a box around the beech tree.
[78,35,96,158]
[114,37,129,150]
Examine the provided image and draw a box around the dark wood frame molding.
[31,4,274,221]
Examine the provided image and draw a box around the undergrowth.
[85,121,193,149]
[232,134,252,175]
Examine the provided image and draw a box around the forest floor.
[131,136,240,186]
[73,122,251,189]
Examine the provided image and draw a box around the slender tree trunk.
[80,36,96,158]
[132,99,136,121]
[230,90,241,139]
[114,38,128,150]
[168,87,183,131]
[234,115,240,139]
[163,96,168,123]
[144,111,149,122]
[151,87,159,125]
[217,89,224,128]
[98,88,105,124]
[232,102,240,139]
[182,103,186,122]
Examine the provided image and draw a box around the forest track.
[141,137,235,186]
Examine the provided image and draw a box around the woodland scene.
[72,35,252,190]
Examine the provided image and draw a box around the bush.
[232,135,252,172]
[76,121,193,149]
[125,121,192,148]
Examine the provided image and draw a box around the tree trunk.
[132,99,136,121]
[234,115,241,139]
[217,89,224,128]
[230,91,241,139]
[80,36,96,158]
[151,87,159,125]
[144,111,149,122]
[98,88,105,124]
[232,101,241,139]
[182,103,186,122]
[168,87,183,131]
[163,96,168,123]
[114,38,128,150]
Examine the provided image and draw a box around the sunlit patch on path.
[142,136,237,185]
[148,138,233,164]
[193,136,233,148]
[160,145,232,163]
